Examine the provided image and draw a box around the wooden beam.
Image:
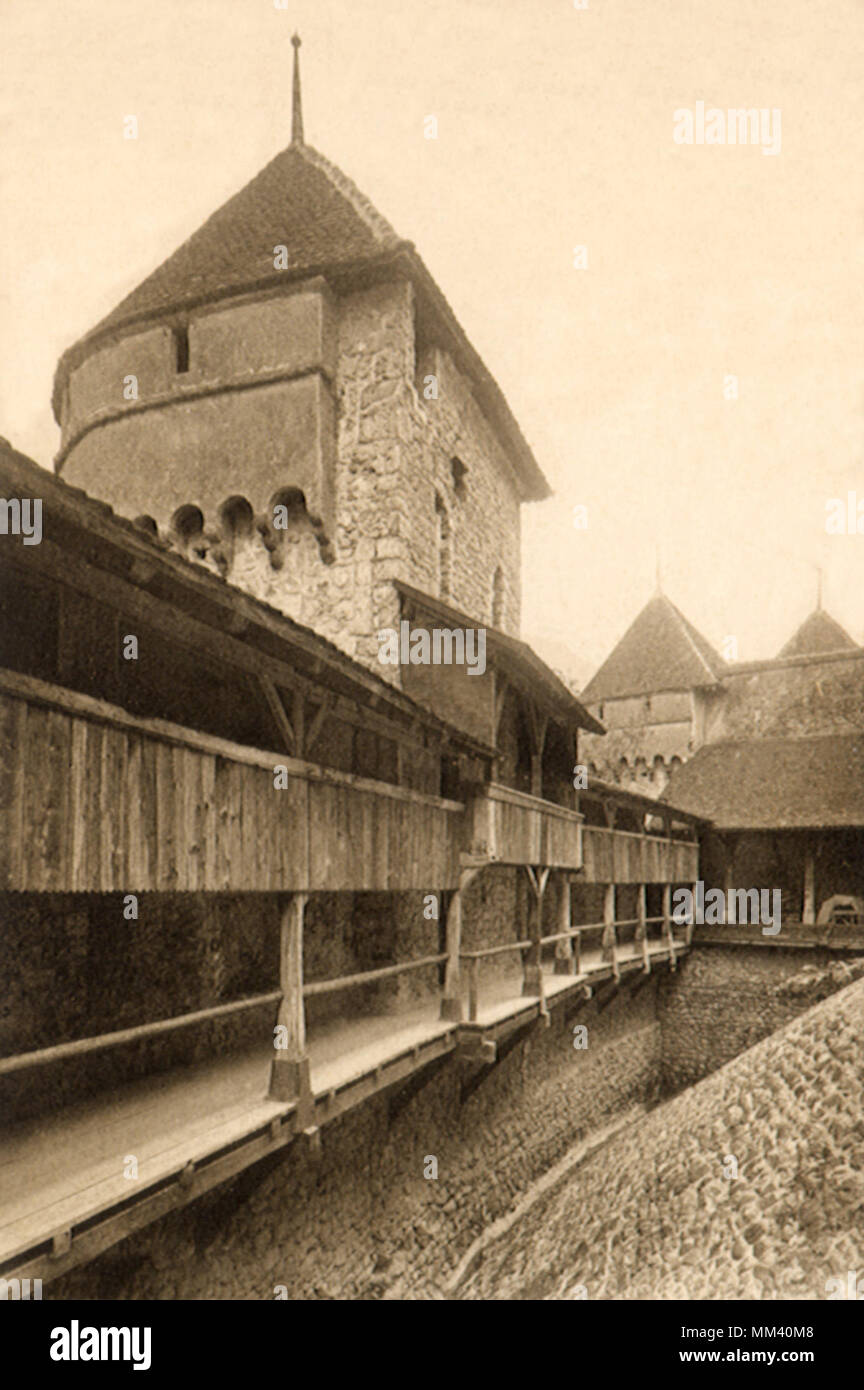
[662,882,676,969]
[269,894,312,1122]
[291,689,306,759]
[259,675,295,754]
[554,873,575,974]
[522,866,550,1003]
[304,696,334,760]
[602,883,619,981]
[723,835,737,898]
[802,838,816,926]
[441,867,481,1021]
[492,673,510,742]
[636,883,650,974]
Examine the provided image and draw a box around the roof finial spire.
[291,33,304,145]
[816,564,823,611]
[655,543,663,596]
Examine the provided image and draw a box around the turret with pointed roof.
[53,38,547,504]
[582,593,726,703]
[777,608,857,658]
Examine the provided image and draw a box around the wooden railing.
[467,782,584,869]
[581,824,698,884]
[460,940,531,1022]
[0,668,465,894]
[0,991,282,1077]
[457,913,686,1021]
[0,914,447,1090]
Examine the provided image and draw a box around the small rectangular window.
[174,326,190,374]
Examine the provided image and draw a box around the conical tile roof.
[582,594,725,701]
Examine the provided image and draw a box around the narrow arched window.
[173,325,190,374]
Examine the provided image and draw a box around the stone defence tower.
[53,40,550,672]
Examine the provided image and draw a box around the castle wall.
[597,691,692,728]
[710,654,864,741]
[658,943,864,1094]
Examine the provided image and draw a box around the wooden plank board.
[154,740,176,890]
[125,734,143,891]
[138,734,159,890]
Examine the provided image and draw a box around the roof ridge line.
[295,142,401,246]
[664,594,723,682]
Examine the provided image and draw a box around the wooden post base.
[269,1054,311,1104]
[522,965,545,998]
[440,996,464,1022]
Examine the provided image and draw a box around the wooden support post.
[687,881,697,946]
[526,709,548,799]
[441,868,479,1022]
[802,839,816,926]
[523,866,550,1003]
[554,873,575,974]
[467,956,479,1023]
[636,883,650,974]
[602,883,619,981]
[662,882,676,968]
[723,835,736,906]
[529,753,543,800]
[269,894,312,1122]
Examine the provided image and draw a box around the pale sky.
[2,0,863,685]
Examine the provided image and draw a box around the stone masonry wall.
[458,974,864,1300]
[658,942,864,1094]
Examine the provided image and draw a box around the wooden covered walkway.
[0,933,684,1287]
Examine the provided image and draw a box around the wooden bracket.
[456,1037,497,1064]
[302,1125,322,1157]
[51,1229,72,1259]
[524,865,551,900]
[179,1160,196,1191]
[259,675,296,754]
[304,696,334,758]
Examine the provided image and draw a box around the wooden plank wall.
[581,826,698,884]
[469,784,584,870]
[0,675,464,894]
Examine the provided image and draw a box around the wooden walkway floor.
[0,940,681,1284]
